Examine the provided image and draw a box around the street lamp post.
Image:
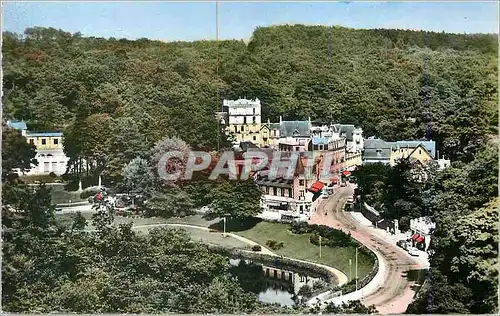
[349,259,352,281]
[355,247,358,291]
[319,235,322,258]
[355,246,362,291]
[223,216,226,237]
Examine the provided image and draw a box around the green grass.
[233,221,374,281]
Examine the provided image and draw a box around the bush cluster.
[265,239,284,250]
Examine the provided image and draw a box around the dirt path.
[309,185,423,314]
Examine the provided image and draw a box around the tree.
[120,157,154,195]
[1,124,37,179]
[324,300,378,314]
[145,187,195,218]
[149,136,191,185]
[297,284,312,298]
[207,179,262,220]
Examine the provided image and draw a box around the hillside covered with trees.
[2,25,498,182]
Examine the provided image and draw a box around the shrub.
[79,186,102,199]
[297,284,312,298]
[266,239,277,249]
[251,245,262,252]
[49,172,57,178]
[265,239,284,250]
[312,279,327,291]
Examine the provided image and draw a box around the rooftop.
[280,121,311,137]
[26,132,63,137]
[7,120,27,131]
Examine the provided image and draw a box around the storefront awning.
[308,181,325,193]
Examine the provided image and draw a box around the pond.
[228,258,326,306]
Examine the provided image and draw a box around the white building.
[224,98,262,125]
[7,121,70,176]
[409,216,436,251]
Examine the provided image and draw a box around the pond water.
[228,258,324,306]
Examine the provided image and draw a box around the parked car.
[408,247,419,256]
[396,240,408,250]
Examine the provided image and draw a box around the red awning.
[308,181,325,193]
[416,236,425,243]
[411,233,420,241]
[342,170,351,176]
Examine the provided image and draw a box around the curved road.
[309,185,424,314]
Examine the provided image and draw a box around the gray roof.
[362,138,391,161]
[239,141,259,151]
[269,123,281,130]
[333,124,356,141]
[280,121,311,137]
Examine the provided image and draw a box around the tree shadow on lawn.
[208,217,262,232]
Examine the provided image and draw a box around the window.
[253,136,256,141]
[243,116,247,124]
[295,147,299,151]
[234,126,238,133]
[289,190,293,198]
[41,139,46,145]
[281,189,285,197]
[319,144,324,150]
[266,187,269,194]
[299,179,305,186]
[53,138,59,145]
[43,162,50,172]
[29,139,34,145]
[273,188,277,196]
[313,144,318,150]
[419,150,422,154]
[241,125,244,132]
[252,116,256,124]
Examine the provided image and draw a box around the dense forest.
[2,25,498,181]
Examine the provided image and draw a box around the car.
[396,240,407,250]
[408,247,419,256]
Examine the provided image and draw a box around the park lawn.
[235,221,374,281]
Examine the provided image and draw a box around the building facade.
[388,141,435,167]
[410,216,436,251]
[224,98,264,147]
[7,120,70,175]
[255,155,318,222]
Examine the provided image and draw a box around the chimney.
[279,116,282,124]
[267,118,270,124]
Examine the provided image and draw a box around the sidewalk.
[347,211,430,269]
